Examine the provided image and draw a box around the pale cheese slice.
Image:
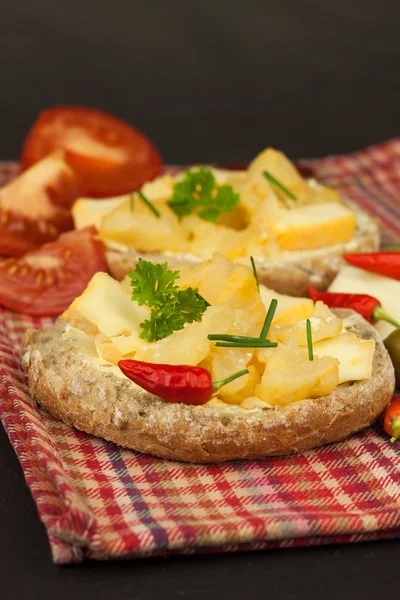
[255,346,339,406]
[63,272,148,340]
[72,196,126,230]
[329,265,400,338]
[273,202,356,251]
[314,332,375,383]
[272,301,342,345]
[259,284,314,326]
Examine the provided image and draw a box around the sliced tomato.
[21,106,163,198]
[0,226,106,316]
[0,153,81,256]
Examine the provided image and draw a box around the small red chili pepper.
[344,252,400,281]
[308,287,400,328]
[383,397,400,442]
[118,360,249,405]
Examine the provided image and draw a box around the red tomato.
[383,396,400,442]
[0,153,80,256]
[0,226,106,316]
[21,106,163,197]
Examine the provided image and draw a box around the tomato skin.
[0,226,106,316]
[383,396,400,442]
[0,153,79,256]
[21,106,163,197]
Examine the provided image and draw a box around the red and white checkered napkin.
[1,139,400,564]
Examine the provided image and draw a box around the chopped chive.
[137,190,161,218]
[263,171,297,201]
[306,319,313,361]
[260,299,278,340]
[129,193,135,213]
[208,334,274,342]
[250,256,259,291]
[215,341,278,348]
[197,293,210,307]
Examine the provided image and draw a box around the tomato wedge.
[0,153,80,256]
[21,106,163,198]
[0,226,106,316]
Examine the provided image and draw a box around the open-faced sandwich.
[72,148,379,296]
[0,106,382,318]
[23,254,395,463]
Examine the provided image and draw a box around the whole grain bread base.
[22,310,395,463]
[106,204,379,296]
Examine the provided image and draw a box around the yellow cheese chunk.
[140,173,176,201]
[248,148,309,200]
[63,272,148,340]
[63,324,98,357]
[273,301,342,345]
[218,365,261,405]
[256,346,339,406]
[181,216,252,260]
[135,306,236,366]
[178,253,266,330]
[274,202,356,251]
[94,333,124,364]
[63,326,132,381]
[240,396,271,410]
[329,265,400,338]
[205,397,230,408]
[314,332,375,383]
[72,196,126,230]
[99,198,185,253]
[259,285,314,326]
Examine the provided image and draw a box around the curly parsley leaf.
[175,288,208,323]
[129,259,207,342]
[129,259,179,308]
[167,167,240,222]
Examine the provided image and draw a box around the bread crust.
[22,311,394,463]
[106,203,379,296]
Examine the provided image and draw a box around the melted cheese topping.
[72,148,356,261]
[62,256,375,410]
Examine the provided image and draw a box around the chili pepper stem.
[212,369,249,393]
[373,306,400,329]
[390,416,400,443]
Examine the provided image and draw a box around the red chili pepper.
[118,360,249,405]
[308,287,400,328]
[383,397,400,442]
[344,252,400,281]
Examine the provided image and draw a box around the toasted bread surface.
[22,310,394,463]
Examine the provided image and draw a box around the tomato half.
[0,153,80,256]
[0,226,106,316]
[21,106,163,197]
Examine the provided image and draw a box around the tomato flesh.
[0,226,106,316]
[21,106,163,197]
[0,153,80,256]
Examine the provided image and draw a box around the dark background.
[1,0,400,598]
[1,0,399,163]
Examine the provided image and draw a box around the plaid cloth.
[1,139,400,564]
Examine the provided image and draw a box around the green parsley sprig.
[167,167,240,223]
[129,259,207,342]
